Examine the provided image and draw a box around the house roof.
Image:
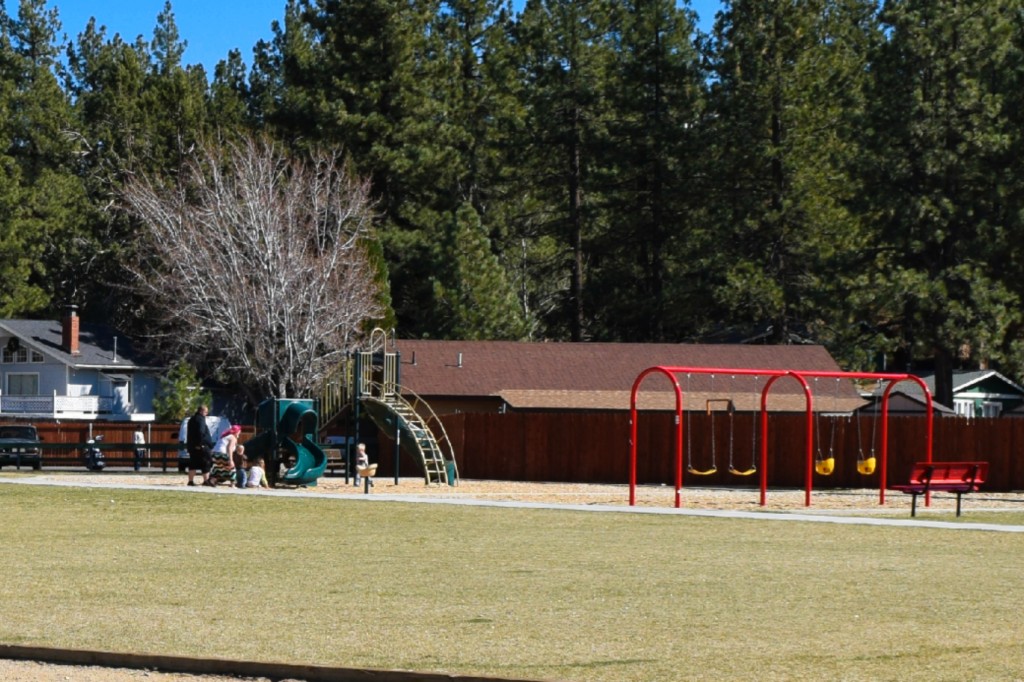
[0,318,156,370]
[392,340,865,411]
[916,369,1024,395]
[858,390,956,415]
[864,370,1024,401]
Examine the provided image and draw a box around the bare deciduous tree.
[122,137,381,400]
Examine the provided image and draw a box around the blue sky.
[34,0,721,73]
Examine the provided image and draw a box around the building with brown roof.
[391,340,865,414]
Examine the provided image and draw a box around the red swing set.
[628,366,935,508]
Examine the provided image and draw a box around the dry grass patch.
[0,485,1022,681]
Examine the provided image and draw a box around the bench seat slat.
[888,461,988,517]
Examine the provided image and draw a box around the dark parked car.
[0,424,42,470]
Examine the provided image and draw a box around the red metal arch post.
[777,371,935,507]
[758,372,814,506]
[630,366,790,508]
[629,366,684,507]
[877,375,934,505]
[631,366,935,509]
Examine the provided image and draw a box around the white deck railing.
[0,392,115,417]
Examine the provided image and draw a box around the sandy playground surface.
[6,468,1024,514]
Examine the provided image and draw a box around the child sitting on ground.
[245,456,270,489]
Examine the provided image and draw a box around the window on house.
[981,401,1003,418]
[7,373,39,395]
[105,375,132,405]
[3,347,45,363]
[954,400,974,418]
[2,347,27,363]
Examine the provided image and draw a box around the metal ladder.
[332,328,457,485]
[364,387,456,485]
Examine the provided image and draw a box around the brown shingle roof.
[393,340,864,410]
[497,389,865,412]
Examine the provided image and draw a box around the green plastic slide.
[281,435,328,485]
[243,400,328,486]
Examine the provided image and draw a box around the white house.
[0,306,161,421]
[858,369,1024,417]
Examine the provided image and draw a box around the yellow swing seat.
[857,456,876,475]
[728,465,757,476]
[687,465,718,476]
[815,457,835,476]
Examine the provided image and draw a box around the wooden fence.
[30,422,189,470]
[18,413,1024,492]
[370,412,1024,492]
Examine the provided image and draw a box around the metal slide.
[361,388,458,485]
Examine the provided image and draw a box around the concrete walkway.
[4,475,1023,533]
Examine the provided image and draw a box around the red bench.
[890,461,989,517]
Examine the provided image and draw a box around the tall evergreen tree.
[1,0,91,316]
[208,49,253,134]
[432,202,529,338]
[429,0,516,213]
[865,0,1020,404]
[248,0,321,139]
[590,0,706,341]
[277,0,437,335]
[142,2,210,171]
[705,0,879,354]
[65,21,149,174]
[422,0,532,338]
[0,48,46,315]
[991,0,1024,379]
[513,0,617,340]
[63,4,210,327]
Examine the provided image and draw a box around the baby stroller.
[83,435,105,471]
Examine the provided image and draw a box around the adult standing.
[208,424,241,486]
[132,429,146,471]
[186,405,214,486]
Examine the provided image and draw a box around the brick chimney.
[62,305,80,356]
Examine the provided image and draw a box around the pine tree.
[268,0,436,335]
[416,0,536,337]
[248,0,321,141]
[589,0,706,341]
[143,2,210,170]
[989,0,1024,379]
[513,0,617,340]
[153,360,213,422]
[432,202,529,338]
[865,0,1020,404]
[63,4,212,326]
[0,0,91,316]
[705,0,879,353]
[208,49,253,135]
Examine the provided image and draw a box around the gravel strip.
[6,469,1024,513]
[0,659,268,681]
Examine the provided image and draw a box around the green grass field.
[0,484,1022,681]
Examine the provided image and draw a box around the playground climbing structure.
[243,398,329,487]
[320,329,458,486]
